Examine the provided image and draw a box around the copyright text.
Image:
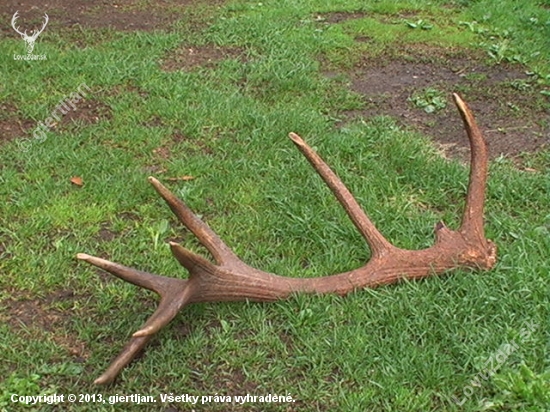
[10,392,296,406]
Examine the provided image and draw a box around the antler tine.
[94,284,193,385]
[148,177,239,266]
[76,253,192,335]
[288,132,395,258]
[169,241,218,273]
[76,253,184,295]
[93,335,153,385]
[77,253,193,384]
[452,94,489,244]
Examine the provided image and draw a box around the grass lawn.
[0,0,549,410]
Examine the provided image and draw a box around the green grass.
[1,0,549,411]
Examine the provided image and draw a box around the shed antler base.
[77,94,496,385]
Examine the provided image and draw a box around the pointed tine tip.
[288,132,305,146]
[76,253,107,267]
[169,242,193,260]
[453,93,476,123]
[170,241,215,271]
[93,376,109,385]
[133,326,154,337]
[148,176,173,199]
[148,176,162,187]
[169,241,184,253]
[452,93,466,110]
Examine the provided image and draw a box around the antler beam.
[77,93,497,385]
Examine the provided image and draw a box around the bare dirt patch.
[0,0,224,33]
[336,54,549,161]
[3,290,90,359]
[161,44,245,72]
[0,100,111,144]
[0,102,33,144]
[95,225,117,243]
[59,99,112,128]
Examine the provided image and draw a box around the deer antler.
[77,94,497,385]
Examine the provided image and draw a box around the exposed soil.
[329,51,549,161]
[3,289,90,360]
[95,225,117,242]
[0,102,33,144]
[0,0,223,33]
[1,98,112,142]
[58,99,112,128]
[313,12,549,162]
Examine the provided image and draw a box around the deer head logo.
[11,11,49,55]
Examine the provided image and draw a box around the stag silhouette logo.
[11,11,49,55]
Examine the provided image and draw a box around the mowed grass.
[0,0,549,411]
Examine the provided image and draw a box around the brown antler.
[77,94,497,385]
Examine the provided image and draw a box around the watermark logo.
[11,11,48,61]
[451,321,537,407]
